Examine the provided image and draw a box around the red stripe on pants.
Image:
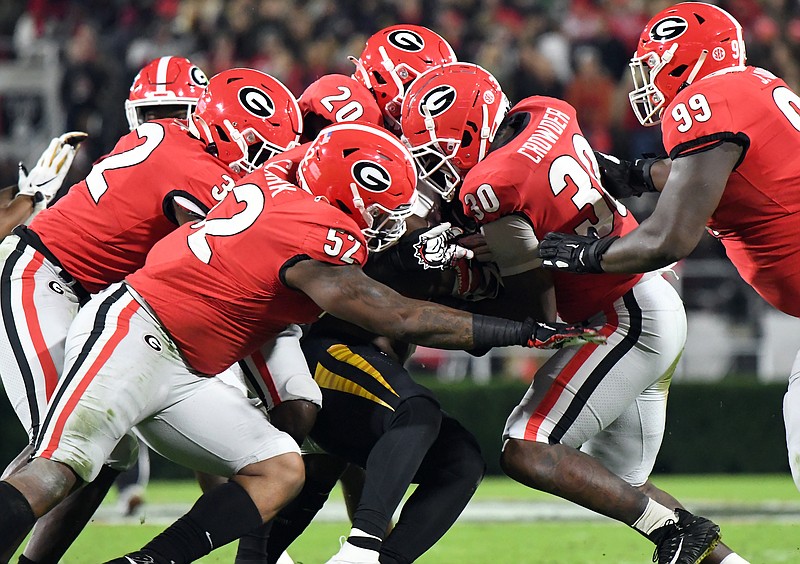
[523,309,620,441]
[21,253,60,399]
[40,299,140,459]
[252,349,281,406]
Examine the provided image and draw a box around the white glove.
[414,222,474,269]
[17,131,87,204]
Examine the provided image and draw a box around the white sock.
[632,499,677,535]
[720,554,751,564]
[348,527,381,541]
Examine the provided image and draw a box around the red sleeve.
[459,159,525,226]
[662,81,749,161]
[299,213,368,267]
[262,143,310,182]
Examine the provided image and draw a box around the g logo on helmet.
[649,16,688,42]
[419,85,457,118]
[352,161,391,193]
[239,87,275,118]
[387,30,425,52]
[190,66,209,87]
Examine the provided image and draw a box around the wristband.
[471,314,533,349]
[640,157,660,193]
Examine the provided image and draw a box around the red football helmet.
[629,2,746,126]
[298,74,384,141]
[189,68,302,176]
[125,56,208,130]
[297,122,418,252]
[400,62,509,201]
[350,24,457,130]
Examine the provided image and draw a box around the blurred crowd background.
[1,0,799,382]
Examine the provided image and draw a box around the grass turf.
[16,474,800,563]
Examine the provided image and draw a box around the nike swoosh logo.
[34,180,54,188]
[206,531,214,548]
[668,537,683,564]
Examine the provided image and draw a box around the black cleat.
[103,552,171,564]
[648,508,721,564]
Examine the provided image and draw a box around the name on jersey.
[517,107,571,164]
[264,170,298,197]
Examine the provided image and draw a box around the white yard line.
[92,499,800,526]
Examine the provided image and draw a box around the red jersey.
[127,168,368,375]
[460,97,641,323]
[261,143,310,182]
[661,67,800,316]
[29,119,233,293]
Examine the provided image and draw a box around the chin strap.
[681,49,709,91]
[350,182,372,228]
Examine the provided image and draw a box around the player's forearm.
[600,224,687,273]
[0,195,37,239]
[648,158,671,193]
[374,302,530,351]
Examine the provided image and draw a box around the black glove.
[539,229,618,274]
[525,318,606,349]
[594,151,662,199]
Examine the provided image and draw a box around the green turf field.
[16,474,800,563]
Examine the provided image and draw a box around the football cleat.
[102,551,172,564]
[647,508,721,564]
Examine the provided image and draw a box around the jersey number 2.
[85,122,164,204]
[187,183,264,264]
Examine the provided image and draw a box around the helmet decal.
[239,87,275,118]
[351,24,457,125]
[387,30,425,52]
[298,122,417,252]
[125,56,207,130]
[352,161,392,192]
[419,85,457,117]
[628,2,746,127]
[189,66,209,87]
[649,16,689,42]
[191,68,301,175]
[401,62,508,201]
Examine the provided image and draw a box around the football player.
[238,72,389,564]
[261,71,506,564]
[538,1,800,502]
[118,54,210,518]
[350,24,457,134]
[401,60,748,564]
[0,122,600,562]
[298,73,385,142]
[248,77,492,562]
[124,56,209,130]
[0,67,302,563]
